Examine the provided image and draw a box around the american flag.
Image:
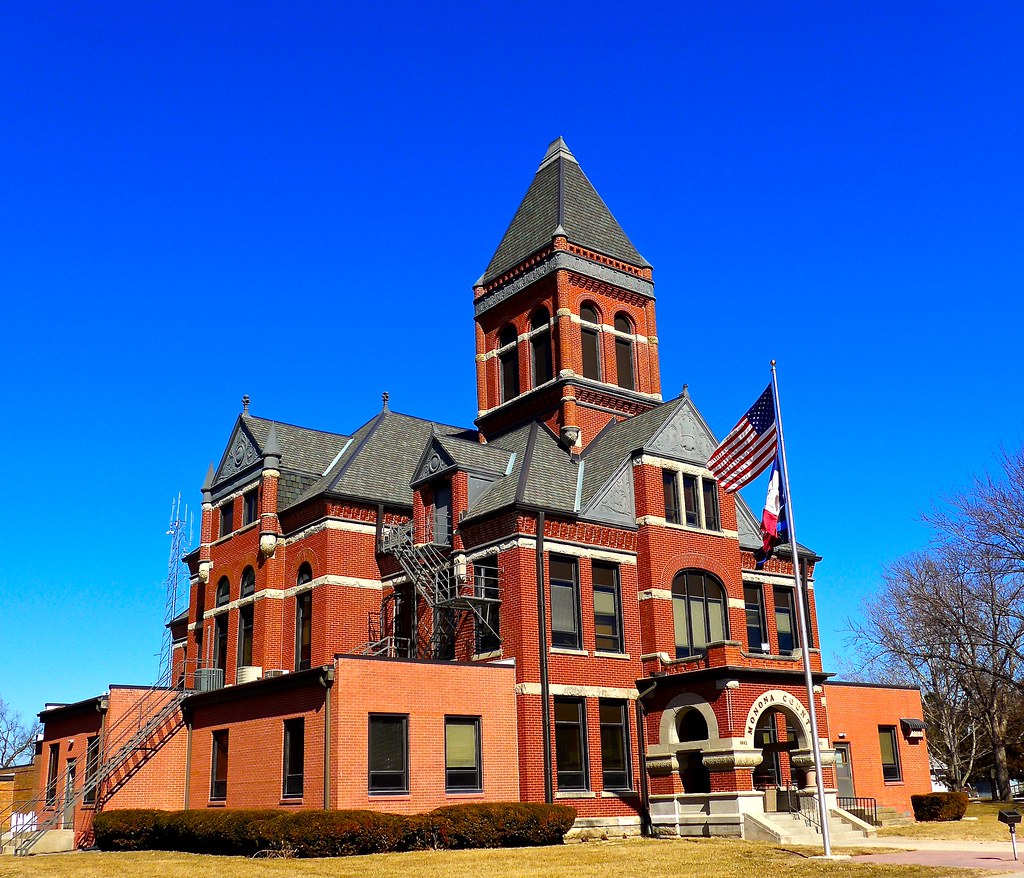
[707,385,778,493]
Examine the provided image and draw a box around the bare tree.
[0,697,39,769]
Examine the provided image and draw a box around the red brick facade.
[24,138,932,850]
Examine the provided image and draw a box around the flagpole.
[770,360,832,857]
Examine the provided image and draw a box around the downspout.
[536,510,553,804]
[321,665,335,810]
[182,709,193,810]
[635,679,657,836]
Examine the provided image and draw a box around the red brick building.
[12,138,932,853]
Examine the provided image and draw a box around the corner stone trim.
[700,749,764,772]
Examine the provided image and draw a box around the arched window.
[580,303,601,380]
[614,314,635,390]
[215,577,230,607]
[672,570,727,658]
[240,566,255,598]
[530,307,553,387]
[498,325,520,403]
[295,564,313,671]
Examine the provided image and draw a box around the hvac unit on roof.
[263,669,288,679]
[237,666,263,685]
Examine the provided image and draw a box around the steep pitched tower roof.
[478,137,651,286]
[473,138,662,448]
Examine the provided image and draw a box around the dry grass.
[0,837,978,878]
[879,802,1019,843]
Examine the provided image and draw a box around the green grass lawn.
[878,801,1019,842]
[0,838,977,878]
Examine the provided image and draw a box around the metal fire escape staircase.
[363,518,500,659]
[3,672,188,857]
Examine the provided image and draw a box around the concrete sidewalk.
[839,835,1024,872]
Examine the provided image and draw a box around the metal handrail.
[838,796,879,826]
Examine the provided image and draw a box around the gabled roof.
[292,410,475,510]
[435,435,511,477]
[478,138,650,286]
[241,414,348,476]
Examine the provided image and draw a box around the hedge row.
[911,792,969,822]
[92,803,577,857]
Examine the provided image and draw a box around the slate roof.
[435,434,511,476]
[291,410,475,510]
[479,138,650,286]
[242,414,349,476]
[464,423,580,521]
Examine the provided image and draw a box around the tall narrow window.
[614,314,634,390]
[682,475,700,526]
[216,577,230,607]
[663,470,681,524]
[498,325,520,403]
[672,570,728,657]
[580,304,602,380]
[243,488,259,526]
[45,743,59,805]
[238,605,254,667]
[702,479,720,531]
[554,698,588,791]
[219,501,234,537]
[214,615,229,672]
[592,562,623,653]
[445,716,482,791]
[879,726,902,781]
[432,482,452,546]
[474,559,500,654]
[744,584,768,653]
[296,563,313,671]
[210,730,228,800]
[83,736,100,805]
[774,587,797,655]
[550,555,581,649]
[599,700,631,790]
[369,714,408,793]
[530,307,553,387]
[283,718,304,798]
[240,566,255,598]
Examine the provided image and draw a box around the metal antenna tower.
[160,493,193,679]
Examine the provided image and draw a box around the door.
[834,743,855,798]
[62,759,77,830]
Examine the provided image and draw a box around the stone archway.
[742,690,825,793]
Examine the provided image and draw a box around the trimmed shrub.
[92,803,576,857]
[911,792,969,822]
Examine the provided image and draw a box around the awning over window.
[900,718,927,734]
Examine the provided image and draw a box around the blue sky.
[2,2,1022,723]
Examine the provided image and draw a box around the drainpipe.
[320,665,335,810]
[182,711,192,810]
[536,510,553,804]
[635,679,657,836]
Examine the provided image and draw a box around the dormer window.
[498,325,520,403]
[614,314,634,390]
[580,303,601,380]
[529,307,553,387]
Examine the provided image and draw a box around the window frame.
[210,730,229,801]
[283,718,304,799]
[580,303,602,381]
[613,314,635,390]
[214,613,229,672]
[773,586,798,655]
[592,562,624,653]
[549,555,582,650]
[474,558,500,655]
[45,743,59,806]
[672,569,728,658]
[237,604,254,668]
[554,697,589,791]
[599,699,632,791]
[444,716,482,792]
[215,576,230,607]
[242,488,259,526]
[497,325,520,403]
[368,713,409,795]
[662,470,721,532]
[743,583,769,654]
[529,307,553,388]
[83,735,101,805]
[879,725,902,782]
[219,501,234,538]
[240,566,255,598]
